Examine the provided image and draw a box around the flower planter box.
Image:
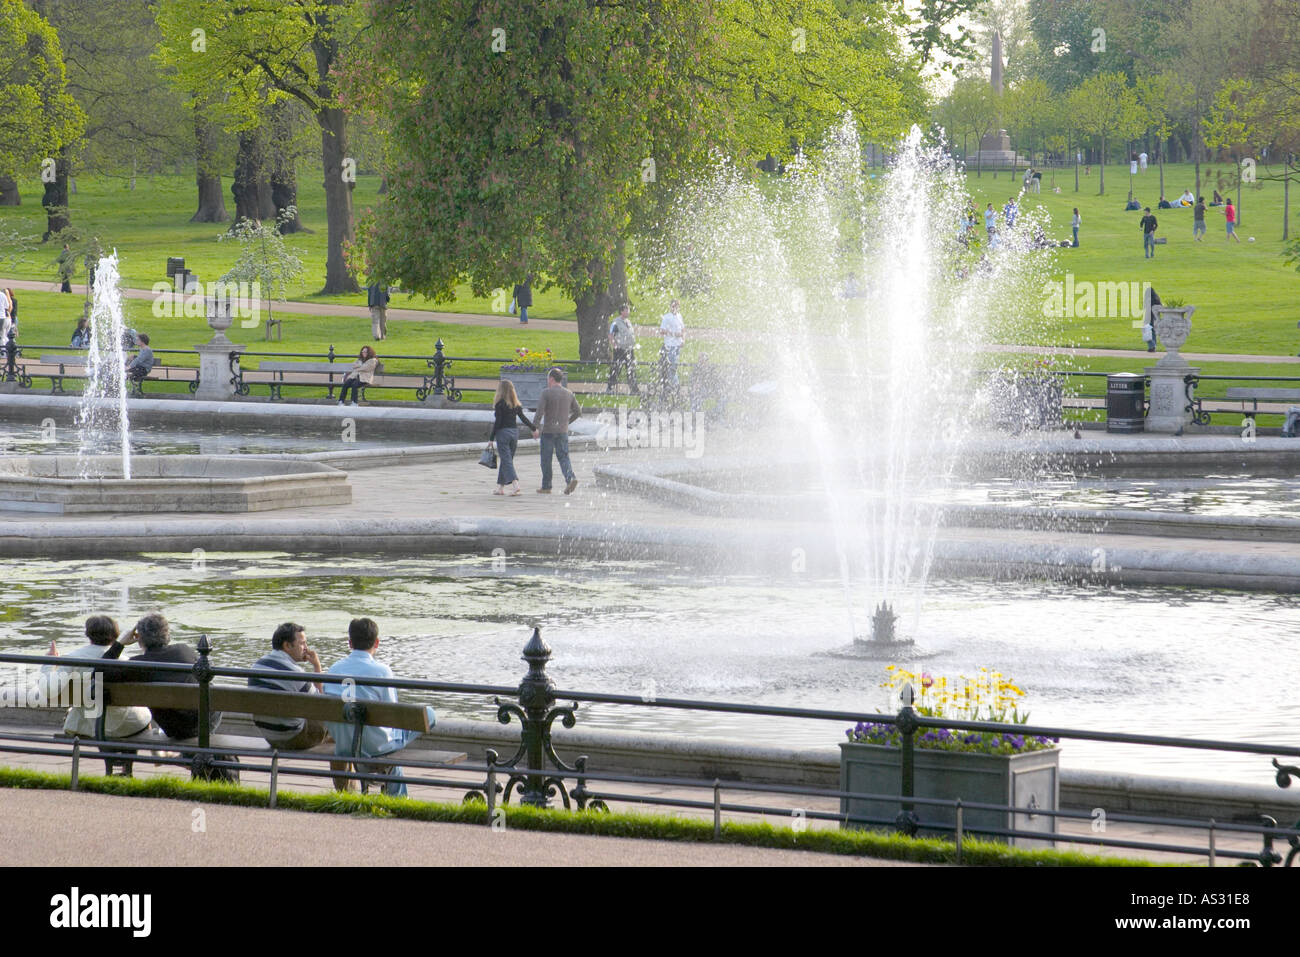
[839,741,1060,847]
[499,369,549,410]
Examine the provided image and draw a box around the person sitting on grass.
[1157,195,1173,209]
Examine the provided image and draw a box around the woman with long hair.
[489,379,537,496]
[338,346,378,405]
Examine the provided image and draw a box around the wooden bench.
[1225,387,1300,415]
[251,360,383,401]
[91,681,457,793]
[30,355,198,396]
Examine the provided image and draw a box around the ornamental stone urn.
[1145,305,1196,433]
[194,293,238,400]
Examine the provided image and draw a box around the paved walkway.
[7,277,1299,362]
[0,741,1248,865]
[0,789,889,867]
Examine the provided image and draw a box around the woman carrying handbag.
[487,379,537,496]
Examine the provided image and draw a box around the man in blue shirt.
[322,618,435,796]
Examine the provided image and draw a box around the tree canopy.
[345,0,926,357]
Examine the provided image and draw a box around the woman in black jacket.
[489,379,537,495]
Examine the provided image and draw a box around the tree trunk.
[231,130,274,224]
[573,242,627,361]
[317,103,358,294]
[1284,159,1290,242]
[191,108,229,223]
[0,175,19,206]
[41,150,71,240]
[1099,136,1106,195]
[269,102,308,233]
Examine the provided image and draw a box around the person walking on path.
[512,278,532,324]
[1071,208,1081,247]
[488,379,536,496]
[366,282,390,341]
[607,304,639,394]
[1140,207,1159,259]
[534,367,581,495]
[1224,200,1241,242]
[338,346,378,406]
[57,243,73,293]
[1193,196,1207,241]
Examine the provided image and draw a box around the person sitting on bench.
[102,612,222,739]
[42,616,152,740]
[322,618,435,797]
[124,333,154,384]
[248,622,328,750]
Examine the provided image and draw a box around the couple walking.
[488,367,581,496]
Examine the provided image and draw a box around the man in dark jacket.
[512,278,532,324]
[366,282,390,340]
[102,612,221,739]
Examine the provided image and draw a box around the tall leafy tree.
[0,0,83,222]
[346,0,924,358]
[155,0,362,292]
[1068,72,1142,195]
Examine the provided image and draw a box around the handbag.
[478,444,498,469]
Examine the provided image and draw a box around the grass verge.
[0,765,1148,866]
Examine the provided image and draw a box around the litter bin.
[1106,373,1145,433]
[166,256,185,279]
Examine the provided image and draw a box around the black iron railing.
[1,633,1297,865]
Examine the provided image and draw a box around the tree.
[1135,73,1188,199]
[0,0,84,225]
[156,0,362,293]
[190,102,229,223]
[345,0,925,359]
[1004,76,1056,167]
[945,74,997,175]
[36,0,189,185]
[218,207,305,330]
[1068,72,1141,195]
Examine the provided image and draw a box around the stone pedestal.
[194,339,237,400]
[1144,363,1198,433]
[1144,306,1197,433]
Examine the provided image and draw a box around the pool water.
[0,553,1295,785]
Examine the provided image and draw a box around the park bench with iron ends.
[29,354,198,396]
[1224,386,1300,418]
[92,680,446,793]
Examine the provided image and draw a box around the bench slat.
[1225,388,1300,400]
[103,682,430,733]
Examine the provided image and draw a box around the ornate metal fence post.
[432,339,447,396]
[896,683,919,836]
[192,634,214,779]
[516,628,555,807]
[463,628,608,811]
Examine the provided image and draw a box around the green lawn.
[4,161,1299,403]
[0,170,580,320]
[966,162,1300,356]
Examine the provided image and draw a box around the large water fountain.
[641,121,1050,648]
